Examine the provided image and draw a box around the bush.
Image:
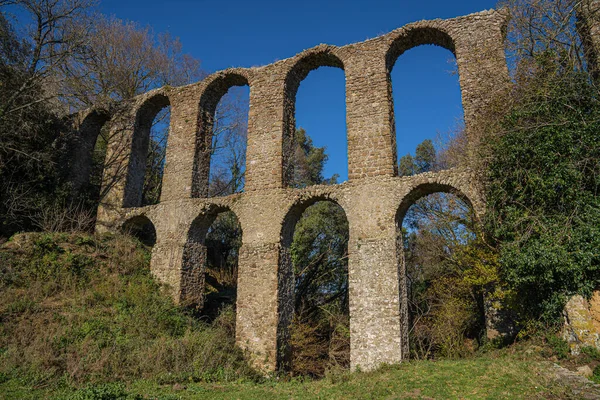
[0,232,257,389]
[68,382,131,400]
[545,334,569,360]
[593,365,600,384]
[485,56,600,322]
[289,306,350,377]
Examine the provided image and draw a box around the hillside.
[1,232,600,399]
[0,233,256,395]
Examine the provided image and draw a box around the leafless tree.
[0,0,94,118]
[57,14,203,111]
[500,0,592,74]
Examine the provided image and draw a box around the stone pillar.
[236,241,284,371]
[577,0,600,81]
[344,49,397,180]
[346,191,403,370]
[180,241,207,306]
[68,110,110,197]
[160,86,201,202]
[150,238,206,307]
[151,239,186,301]
[244,65,286,192]
[95,106,136,232]
[396,227,410,359]
[453,11,509,137]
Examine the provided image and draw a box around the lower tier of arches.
[96,168,483,372]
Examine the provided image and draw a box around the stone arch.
[70,108,111,195]
[385,26,456,72]
[281,191,345,246]
[181,204,243,308]
[385,26,460,177]
[282,49,346,187]
[277,192,350,369]
[123,92,171,208]
[192,71,251,198]
[395,181,480,226]
[394,180,481,358]
[121,214,157,247]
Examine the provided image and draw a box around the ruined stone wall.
[72,9,508,372]
[117,169,484,370]
[578,0,600,80]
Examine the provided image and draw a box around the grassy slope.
[130,359,574,400]
[0,232,595,399]
[2,358,575,399]
[0,233,255,394]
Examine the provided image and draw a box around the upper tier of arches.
[78,9,507,208]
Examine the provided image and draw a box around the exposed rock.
[563,295,600,355]
[589,292,600,333]
[577,365,594,378]
[552,363,600,399]
[485,293,516,342]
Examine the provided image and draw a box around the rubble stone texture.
[69,9,511,372]
[577,0,600,80]
[563,294,600,355]
[588,292,600,334]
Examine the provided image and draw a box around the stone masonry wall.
[578,0,600,80]
[75,9,508,371]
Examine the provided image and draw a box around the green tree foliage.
[291,127,338,187]
[400,139,502,358]
[478,0,600,326]
[285,128,349,375]
[291,203,348,315]
[399,139,436,176]
[486,55,600,322]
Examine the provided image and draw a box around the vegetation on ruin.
[485,55,600,323]
[2,232,600,399]
[0,233,257,390]
[481,0,600,326]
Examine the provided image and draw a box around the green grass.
[1,357,573,399]
[0,232,256,393]
[0,232,591,399]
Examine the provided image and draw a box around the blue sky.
[100,0,499,182]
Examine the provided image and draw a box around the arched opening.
[209,86,249,197]
[183,207,242,320]
[192,74,250,198]
[70,110,111,204]
[279,197,350,376]
[396,183,493,360]
[387,28,464,175]
[122,215,157,247]
[123,93,171,208]
[283,52,347,187]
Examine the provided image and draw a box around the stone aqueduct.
[69,9,511,371]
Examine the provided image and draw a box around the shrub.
[485,57,600,322]
[0,232,257,389]
[545,334,569,360]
